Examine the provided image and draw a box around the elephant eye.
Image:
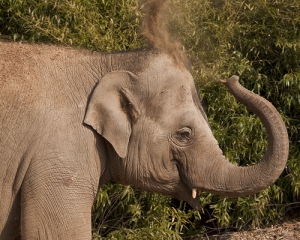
[175,128,192,142]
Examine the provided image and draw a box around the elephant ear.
[84,71,139,158]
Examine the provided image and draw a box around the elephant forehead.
[142,80,195,112]
[140,67,194,96]
[143,54,193,85]
[136,54,199,113]
[143,85,201,123]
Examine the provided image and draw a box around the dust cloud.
[142,0,188,66]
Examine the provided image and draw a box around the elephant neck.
[99,140,139,187]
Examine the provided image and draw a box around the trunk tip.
[221,75,239,86]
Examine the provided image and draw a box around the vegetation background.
[0,0,299,239]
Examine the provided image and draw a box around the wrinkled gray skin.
[0,42,289,239]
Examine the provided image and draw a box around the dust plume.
[142,0,188,66]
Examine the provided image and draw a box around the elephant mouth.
[173,160,202,209]
[180,184,202,209]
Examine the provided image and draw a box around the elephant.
[0,41,288,239]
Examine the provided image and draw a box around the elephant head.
[84,53,289,209]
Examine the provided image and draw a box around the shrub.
[0,0,144,51]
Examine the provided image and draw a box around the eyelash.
[175,128,192,142]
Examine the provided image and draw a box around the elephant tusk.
[192,189,202,199]
[192,189,197,199]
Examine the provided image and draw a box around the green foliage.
[0,0,145,51]
[92,184,204,239]
[1,0,300,238]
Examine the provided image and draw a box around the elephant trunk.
[202,76,289,197]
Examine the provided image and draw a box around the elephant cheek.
[173,149,197,180]
[149,154,177,184]
[174,148,210,190]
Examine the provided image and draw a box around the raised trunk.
[202,75,289,197]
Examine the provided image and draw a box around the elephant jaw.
[174,180,202,209]
[185,189,202,209]
[182,188,202,209]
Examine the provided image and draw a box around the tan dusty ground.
[198,216,300,239]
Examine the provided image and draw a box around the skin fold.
[0,42,288,239]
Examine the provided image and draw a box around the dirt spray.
[142,0,188,66]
